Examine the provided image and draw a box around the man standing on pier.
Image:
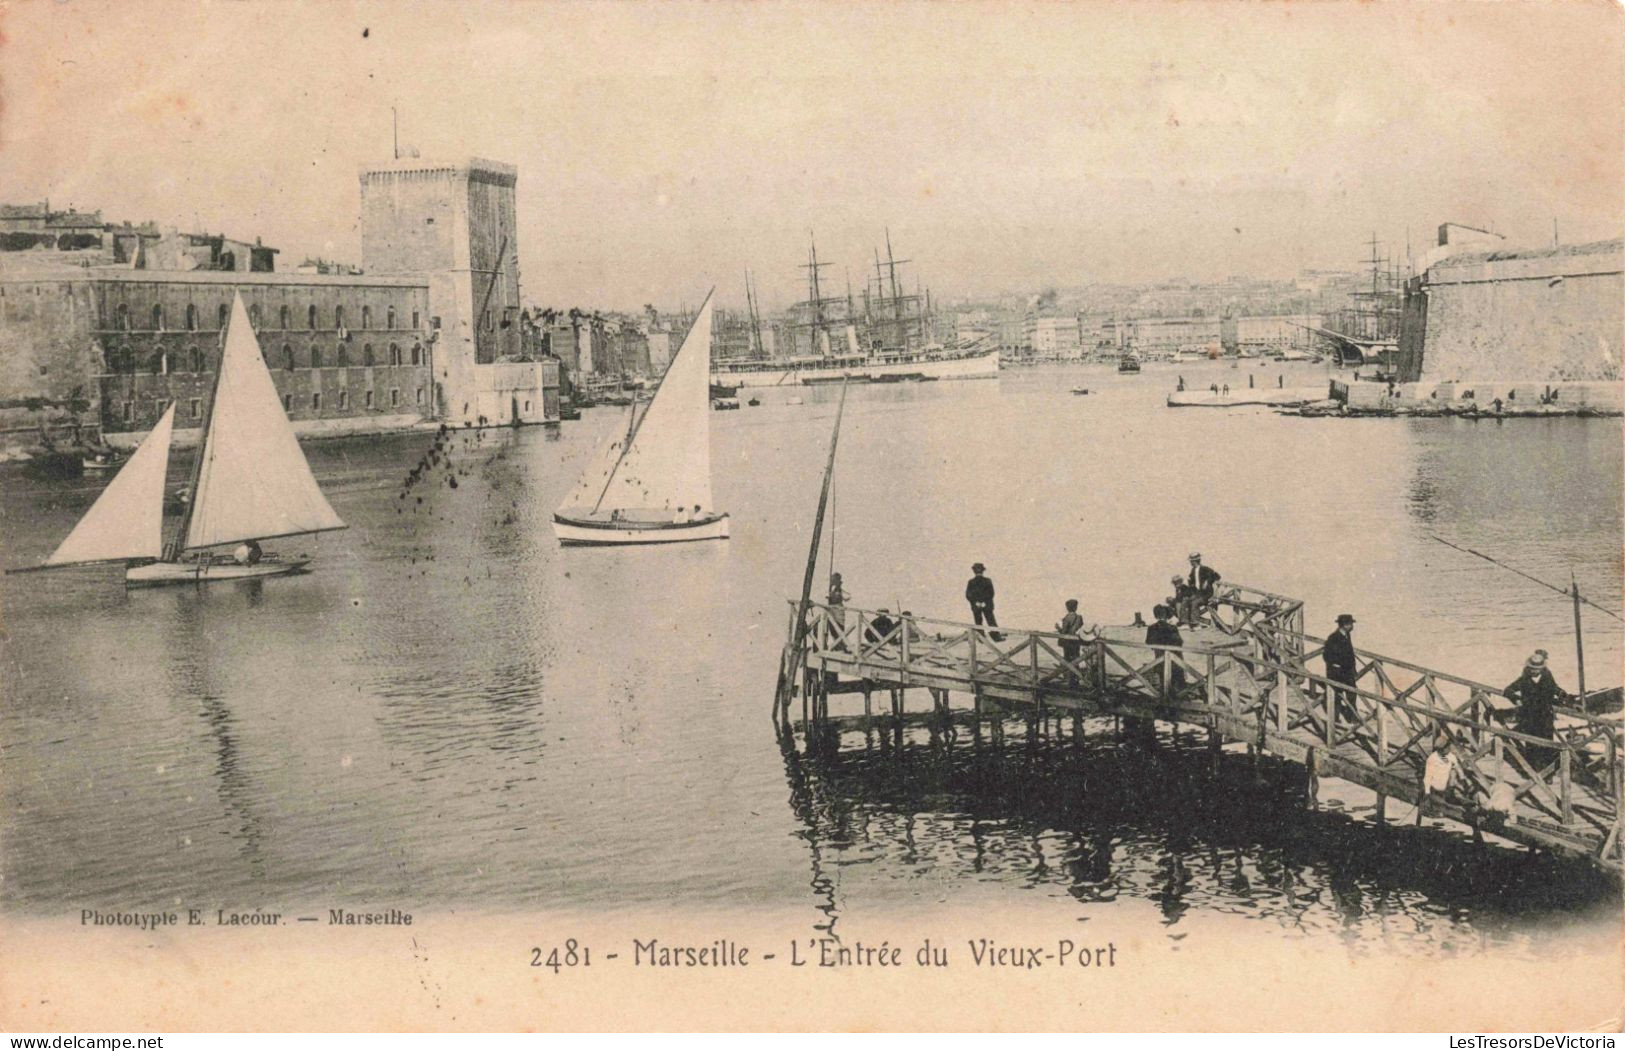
[1056,599,1086,679]
[1324,614,1359,721]
[966,563,1002,641]
[1502,650,1566,771]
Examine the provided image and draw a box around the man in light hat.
[1502,649,1567,770]
[965,562,1002,641]
[1185,552,1221,621]
[1324,614,1359,722]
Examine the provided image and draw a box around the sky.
[1,0,1621,312]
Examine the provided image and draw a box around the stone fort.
[0,157,558,450]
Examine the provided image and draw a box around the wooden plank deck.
[780,586,1623,875]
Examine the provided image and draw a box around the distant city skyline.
[2,1,1620,313]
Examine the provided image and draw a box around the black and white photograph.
[0,0,1620,1034]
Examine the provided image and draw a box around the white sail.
[845,324,861,356]
[185,293,345,549]
[569,295,715,516]
[557,401,637,512]
[44,404,176,567]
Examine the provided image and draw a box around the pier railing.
[788,598,1622,870]
[1208,591,1621,801]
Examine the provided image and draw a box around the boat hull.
[711,348,1000,388]
[126,558,311,588]
[552,512,730,546]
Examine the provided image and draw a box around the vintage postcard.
[0,0,1620,1034]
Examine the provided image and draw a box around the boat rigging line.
[1426,534,1623,622]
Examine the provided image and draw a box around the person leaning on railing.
[1500,649,1567,771]
[1146,604,1187,696]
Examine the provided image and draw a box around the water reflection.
[168,591,266,875]
[779,718,1618,953]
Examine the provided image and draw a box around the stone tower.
[359,158,523,422]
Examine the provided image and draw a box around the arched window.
[410,343,421,365]
[185,304,197,331]
[334,305,345,330]
[307,304,318,329]
[249,304,261,329]
[282,344,295,371]
[389,342,401,366]
[116,303,130,331]
[280,305,291,330]
[311,345,323,368]
[386,306,396,330]
[336,344,349,367]
[361,305,371,329]
[151,349,168,375]
[412,310,420,330]
[151,304,164,330]
[363,343,374,366]
[188,346,204,373]
[217,303,228,329]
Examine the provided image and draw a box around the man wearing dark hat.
[1324,614,1359,722]
[965,563,1002,641]
[1503,649,1567,770]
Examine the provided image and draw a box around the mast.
[800,234,831,358]
[745,269,766,359]
[168,322,228,560]
[1572,572,1587,707]
[590,398,641,514]
[775,378,850,718]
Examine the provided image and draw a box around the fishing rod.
[1426,534,1622,622]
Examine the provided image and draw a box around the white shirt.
[1424,750,1459,793]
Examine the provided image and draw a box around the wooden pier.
[777,583,1623,875]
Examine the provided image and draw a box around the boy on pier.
[1419,734,1463,825]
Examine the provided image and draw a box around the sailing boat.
[10,292,346,586]
[553,291,728,546]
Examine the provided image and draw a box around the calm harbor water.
[2,361,1620,957]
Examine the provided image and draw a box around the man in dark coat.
[1324,614,1359,722]
[1145,604,1186,697]
[1186,553,1221,620]
[1503,649,1567,771]
[965,563,1002,641]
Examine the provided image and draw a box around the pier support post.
[1305,747,1320,810]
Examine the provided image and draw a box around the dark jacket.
[966,575,995,608]
[1146,621,1183,648]
[1503,669,1566,738]
[1324,629,1356,678]
[1188,564,1221,596]
[1146,621,1186,691]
